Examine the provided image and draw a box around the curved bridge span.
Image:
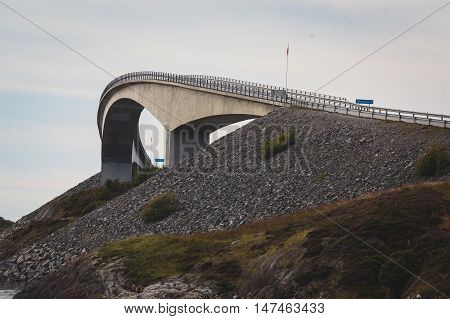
[98,71,449,184]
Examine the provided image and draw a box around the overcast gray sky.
[1,0,449,221]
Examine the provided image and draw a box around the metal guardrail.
[100,71,450,128]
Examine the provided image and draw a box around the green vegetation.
[132,166,162,186]
[60,179,126,218]
[101,181,450,298]
[416,143,449,177]
[61,166,161,218]
[262,130,295,159]
[316,172,328,182]
[101,236,227,286]
[8,219,68,242]
[140,193,180,223]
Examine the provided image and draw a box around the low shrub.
[140,193,180,223]
[101,179,125,197]
[416,143,449,177]
[132,166,161,186]
[60,196,74,210]
[262,130,295,159]
[60,167,162,219]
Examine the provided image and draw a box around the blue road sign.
[155,158,165,163]
[356,99,374,105]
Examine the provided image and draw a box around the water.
[0,289,18,299]
[0,283,22,299]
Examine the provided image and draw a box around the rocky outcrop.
[15,180,450,299]
[14,253,104,299]
[133,277,218,299]
[0,173,100,278]
[15,253,218,299]
[0,217,13,233]
[2,108,449,286]
[0,242,86,283]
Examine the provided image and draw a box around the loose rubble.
[1,108,449,285]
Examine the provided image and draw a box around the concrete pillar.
[101,162,132,184]
[164,129,174,167]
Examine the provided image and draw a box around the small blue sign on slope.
[155,158,165,163]
[356,99,374,105]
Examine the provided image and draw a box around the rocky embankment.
[16,181,450,298]
[0,174,100,281]
[1,108,449,286]
[1,173,100,241]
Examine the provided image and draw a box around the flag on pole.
[285,42,289,94]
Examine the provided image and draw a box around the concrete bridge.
[98,71,449,184]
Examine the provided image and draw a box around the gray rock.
[2,108,449,284]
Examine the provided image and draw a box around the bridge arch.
[98,77,275,183]
[101,98,152,184]
[169,114,259,164]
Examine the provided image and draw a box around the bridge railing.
[184,74,348,102]
[100,71,449,128]
[100,71,347,104]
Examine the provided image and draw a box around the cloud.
[1,0,449,102]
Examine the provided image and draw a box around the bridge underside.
[100,99,260,184]
[169,114,257,164]
[99,79,276,184]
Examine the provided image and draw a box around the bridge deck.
[100,71,450,129]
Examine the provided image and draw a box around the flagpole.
[285,42,289,92]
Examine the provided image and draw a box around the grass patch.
[62,166,161,218]
[316,172,327,182]
[132,166,161,186]
[140,193,180,223]
[262,130,295,159]
[416,143,449,177]
[8,219,69,243]
[59,179,128,218]
[101,235,228,286]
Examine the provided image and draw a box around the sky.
[0,0,449,221]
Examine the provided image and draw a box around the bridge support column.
[100,99,151,185]
[164,129,174,167]
[101,162,132,184]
